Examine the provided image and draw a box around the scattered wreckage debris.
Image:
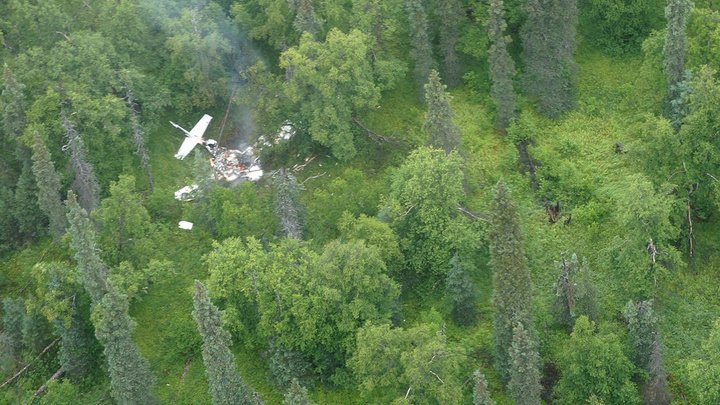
[174,184,199,202]
[170,115,298,230]
[178,221,194,230]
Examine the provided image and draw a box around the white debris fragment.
[174,184,199,201]
[178,221,194,230]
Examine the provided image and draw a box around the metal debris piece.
[174,184,200,201]
[178,221,194,230]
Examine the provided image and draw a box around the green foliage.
[273,169,304,239]
[434,0,464,87]
[349,0,407,90]
[508,321,542,405]
[601,174,682,299]
[446,254,478,326]
[338,213,402,272]
[490,181,533,380]
[30,261,98,381]
[521,0,578,117]
[281,29,382,160]
[93,175,154,268]
[405,0,434,93]
[304,169,382,243]
[664,0,693,102]
[624,300,658,370]
[424,70,461,153]
[553,254,598,328]
[207,237,399,376]
[486,0,517,131]
[39,380,82,405]
[92,283,156,405]
[294,0,322,37]
[686,319,720,404]
[14,162,46,241]
[284,378,314,405]
[66,191,108,305]
[680,66,720,215]
[232,0,295,50]
[30,132,66,241]
[208,182,278,241]
[109,260,174,303]
[349,322,463,403]
[163,2,234,110]
[192,280,255,405]
[554,316,640,405]
[384,147,466,279]
[583,0,664,54]
[472,370,496,405]
[2,296,25,361]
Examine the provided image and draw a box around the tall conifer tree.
[274,169,304,239]
[284,378,314,405]
[406,0,434,93]
[65,191,108,305]
[472,370,495,405]
[293,0,321,37]
[446,253,478,326]
[489,181,533,380]
[192,280,256,405]
[508,321,542,405]
[92,283,156,405]
[520,0,578,117]
[31,132,67,241]
[61,102,100,212]
[663,0,692,109]
[435,0,463,87]
[486,0,516,131]
[424,70,461,153]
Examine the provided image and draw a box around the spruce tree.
[520,0,578,117]
[274,169,304,239]
[553,253,577,328]
[424,70,461,153]
[2,297,25,362]
[14,161,46,240]
[490,181,533,380]
[30,132,67,241]
[284,378,314,405]
[435,0,463,87]
[486,0,517,131]
[663,0,692,110]
[575,257,598,322]
[472,370,496,405]
[66,191,108,305]
[61,102,100,212]
[293,0,321,37]
[120,72,154,192]
[406,0,434,94]
[2,65,28,164]
[446,253,478,326]
[644,339,672,405]
[508,321,542,405]
[624,299,657,370]
[92,283,156,405]
[192,280,256,405]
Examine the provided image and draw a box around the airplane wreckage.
[171,114,295,229]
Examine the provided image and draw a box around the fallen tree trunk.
[0,338,60,389]
[34,367,64,397]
